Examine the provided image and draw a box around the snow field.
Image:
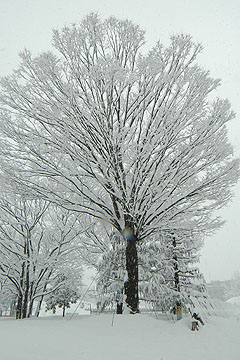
[0,313,240,360]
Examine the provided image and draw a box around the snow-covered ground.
[1,311,240,360]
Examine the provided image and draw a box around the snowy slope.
[0,313,240,360]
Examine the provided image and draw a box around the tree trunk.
[172,236,182,320]
[16,295,23,319]
[22,263,30,319]
[62,305,66,317]
[27,277,35,317]
[35,299,42,317]
[34,276,51,317]
[172,236,180,292]
[22,293,28,318]
[116,302,123,314]
[125,236,139,313]
[28,298,34,318]
[17,261,25,319]
[35,295,46,317]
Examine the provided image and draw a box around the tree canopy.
[0,14,238,312]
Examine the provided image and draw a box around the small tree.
[45,275,80,317]
[0,14,239,313]
[139,231,209,314]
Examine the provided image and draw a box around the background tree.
[45,271,81,317]
[0,277,16,316]
[0,196,50,318]
[0,195,84,318]
[0,14,238,313]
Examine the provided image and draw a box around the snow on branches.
[0,14,238,312]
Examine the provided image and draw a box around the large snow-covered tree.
[0,14,239,313]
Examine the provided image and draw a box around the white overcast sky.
[0,0,240,281]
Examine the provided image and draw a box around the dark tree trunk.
[35,296,45,317]
[22,263,30,319]
[16,260,25,319]
[62,305,66,317]
[28,298,34,318]
[125,236,139,313]
[172,235,182,320]
[16,295,23,319]
[172,236,180,292]
[27,275,35,317]
[116,302,123,314]
[22,293,28,319]
[34,274,52,317]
